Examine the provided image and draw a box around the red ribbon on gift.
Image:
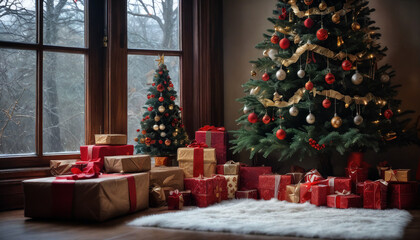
[198,125,226,132]
[187,140,208,148]
[304,169,324,183]
[187,141,207,177]
[55,158,102,180]
[332,190,351,208]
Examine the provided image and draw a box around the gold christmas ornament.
[172,131,178,137]
[175,128,179,132]
[288,0,296,4]
[251,70,257,76]
[158,105,165,113]
[337,36,344,47]
[332,13,341,24]
[154,115,161,122]
[169,104,174,110]
[134,137,139,142]
[263,50,269,57]
[153,124,159,131]
[140,138,145,144]
[351,22,361,31]
[165,139,171,146]
[319,1,327,11]
[331,114,343,128]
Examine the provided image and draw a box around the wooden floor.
[0,207,419,240]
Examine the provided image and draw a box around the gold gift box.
[285,184,300,203]
[177,147,216,178]
[104,155,151,173]
[384,169,410,182]
[95,134,127,145]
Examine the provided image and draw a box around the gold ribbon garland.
[288,0,354,18]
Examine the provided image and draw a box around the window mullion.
[36,0,44,156]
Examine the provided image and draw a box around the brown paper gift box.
[384,169,410,182]
[285,184,300,203]
[177,147,216,178]
[50,159,85,176]
[150,167,184,199]
[104,155,151,173]
[23,173,149,221]
[95,134,127,145]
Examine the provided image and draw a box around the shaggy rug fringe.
[129,199,412,239]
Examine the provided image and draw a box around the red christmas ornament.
[147,95,151,99]
[305,80,314,91]
[151,140,156,144]
[342,60,352,71]
[164,81,167,84]
[271,35,280,44]
[136,129,140,132]
[248,112,258,123]
[262,114,271,124]
[278,7,287,20]
[159,71,163,75]
[262,73,270,81]
[304,18,314,28]
[159,96,164,102]
[145,116,149,120]
[279,37,290,49]
[169,83,174,88]
[170,96,176,101]
[172,123,176,127]
[316,28,328,41]
[180,124,184,128]
[151,94,155,98]
[152,83,156,86]
[148,106,153,111]
[325,72,335,84]
[159,140,163,144]
[157,84,164,92]
[322,98,331,108]
[165,113,169,117]
[276,129,286,140]
[384,109,393,119]
[179,107,183,111]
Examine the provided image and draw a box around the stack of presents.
[23,129,419,221]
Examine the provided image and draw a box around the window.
[0,0,86,156]
[126,0,181,146]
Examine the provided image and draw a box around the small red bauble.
[342,60,352,71]
[325,72,335,84]
[157,84,164,92]
[142,130,147,135]
[148,106,153,111]
[159,71,163,75]
[165,113,169,117]
[151,94,155,98]
[248,112,258,123]
[180,124,184,128]
[262,114,271,124]
[322,98,331,108]
[305,80,314,91]
[172,123,176,127]
[164,81,167,84]
[271,35,280,44]
[151,140,156,144]
[159,140,163,144]
[136,129,140,132]
[159,97,164,102]
[276,129,287,140]
[147,95,151,99]
[316,28,328,41]
[145,116,150,120]
[304,18,314,28]
[384,109,393,119]
[169,83,174,88]
[170,96,176,100]
[179,107,183,111]
[152,83,156,86]
[279,37,290,49]
[262,73,270,81]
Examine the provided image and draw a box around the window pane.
[127,0,179,50]
[0,0,36,43]
[127,55,180,146]
[0,49,36,155]
[43,52,84,153]
[43,0,85,47]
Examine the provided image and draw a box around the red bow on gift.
[56,158,101,180]
[187,140,208,148]
[198,125,226,132]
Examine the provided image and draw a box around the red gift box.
[239,166,272,191]
[184,177,216,208]
[363,180,388,209]
[180,190,192,206]
[195,126,228,164]
[168,190,184,210]
[346,167,368,190]
[212,175,228,202]
[304,169,324,183]
[80,145,134,169]
[235,189,258,200]
[311,185,328,206]
[327,194,362,209]
[356,182,365,198]
[300,181,322,203]
[325,177,352,194]
[388,181,418,209]
[258,175,292,201]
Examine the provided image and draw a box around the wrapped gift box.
[80,145,134,169]
[95,134,127,145]
[216,161,240,175]
[239,166,272,191]
[180,190,192,206]
[155,156,172,167]
[213,175,228,202]
[149,167,184,201]
[220,175,238,199]
[149,183,167,208]
[235,189,258,200]
[388,181,418,209]
[286,184,300,203]
[167,190,184,210]
[363,180,388,209]
[23,173,149,221]
[50,159,86,176]
[346,167,368,191]
[104,155,151,173]
[195,126,228,164]
[300,182,319,203]
[177,147,216,178]
[311,184,328,206]
[384,169,410,182]
[184,177,216,208]
[356,182,365,198]
[327,194,362,209]
[325,177,352,194]
[286,172,304,184]
[304,169,324,182]
[258,175,292,201]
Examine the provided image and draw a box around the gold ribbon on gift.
[288,0,354,18]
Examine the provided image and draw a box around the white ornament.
[380,74,390,83]
[158,105,165,113]
[160,132,167,137]
[276,69,286,80]
[306,113,316,124]
[153,124,159,131]
[354,114,363,125]
[289,106,299,117]
[297,69,305,78]
[159,124,166,130]
[249,87,260,95]
[268,49,277,60]
[351,71,363,85]
[243,105,250,114]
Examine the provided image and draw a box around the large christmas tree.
[232,0,417,162]
[135,55,189,156]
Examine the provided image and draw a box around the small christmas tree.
[232,0,418,162]
[135,55,189,156]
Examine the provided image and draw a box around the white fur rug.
[129,199,412,239]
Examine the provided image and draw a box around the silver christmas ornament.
[153,124,159,131]
[289,106,299,116]
[243,105,250,114]
[268,49,277,60]
[160,132,167,137]
[276,69,286,80]
[297,69,305,78]
[159,124,166,130]
[351,71,363,85]
[306,113,316,124]
[354,114,363,125]
[380,74,390,83]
